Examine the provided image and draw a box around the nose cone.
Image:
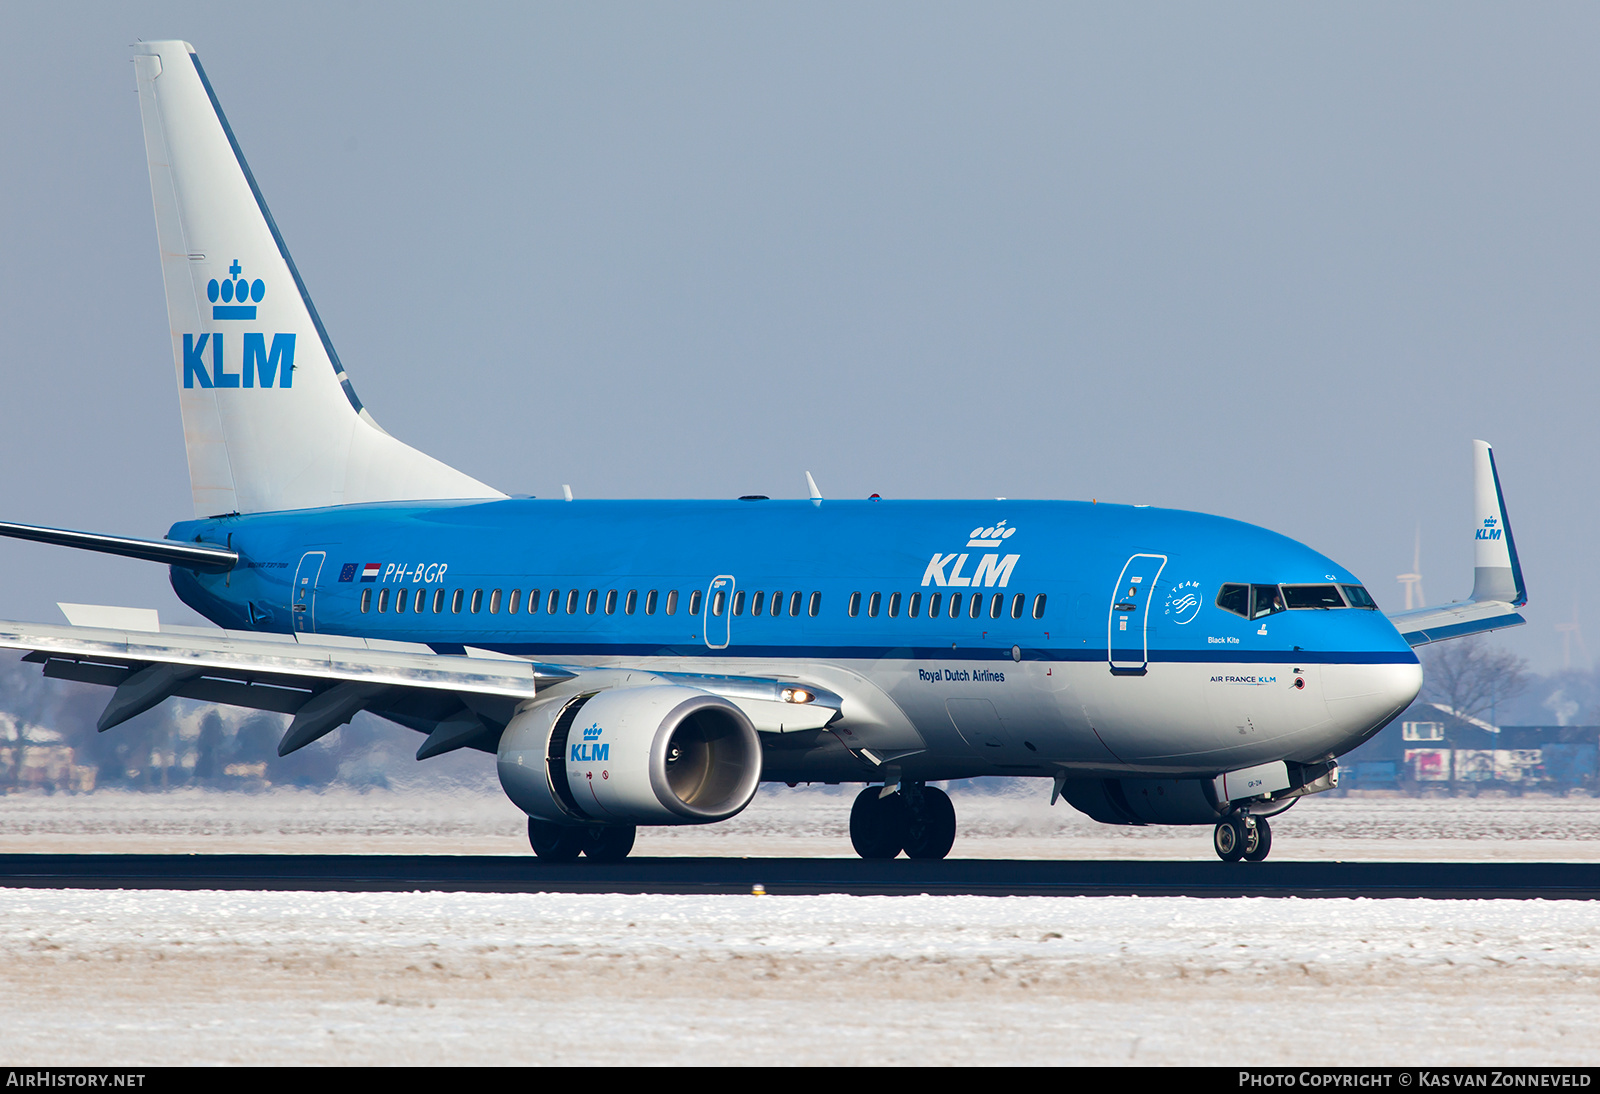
[1322,660,1424,751]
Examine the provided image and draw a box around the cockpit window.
[1251,584,1285,619]
[1282,584,1346,609]
[1216,584,1250,618]
[1342,584,1377,609]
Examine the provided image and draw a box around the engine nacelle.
[497,686,762,825]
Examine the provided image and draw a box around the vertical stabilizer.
[132,41,504,516]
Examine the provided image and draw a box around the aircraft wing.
[1385,439,1527,648]
[0,615,840,760]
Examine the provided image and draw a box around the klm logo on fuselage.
[183,260,295,389]
[921,520,1021,588]
[570,723,609,763]
[1476,516,1502,541]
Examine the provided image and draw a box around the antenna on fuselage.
[1397,522,1425,611]
[562,484,574,502]
[805,471,823,506]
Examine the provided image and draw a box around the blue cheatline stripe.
[1402,612,1525,647]
[425,640,1418,666]
[186,52,364,415]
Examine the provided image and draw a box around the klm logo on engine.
[1476,516,1502,541]
[183,260,295,389]
[570,723,609,763]
[921,520,1021,588]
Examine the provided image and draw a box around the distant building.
[0,714,96,793]
[1336,701,1597,794]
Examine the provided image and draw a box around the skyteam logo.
[208,259,264,319]
[1476,515,1502,541]
[183,259,295,390]
[922,520,1021,588]
[571,723,609,763]
[1162,579,1204,625]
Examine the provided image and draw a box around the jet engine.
[497,686,762,826]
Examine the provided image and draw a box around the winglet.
[1470,439,1527,608]
[805,471,823,505]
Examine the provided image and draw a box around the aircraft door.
[1108,553,1167,675]
[704,574,735,649]
[292,551,326,634]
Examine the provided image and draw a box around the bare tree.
[1422,638,1529,726]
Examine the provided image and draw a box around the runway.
[1,853,1595,898]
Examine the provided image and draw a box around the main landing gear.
[528,819,637,862]
[1212,814,1272,862]
[849,783,957,860]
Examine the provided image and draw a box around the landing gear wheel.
[850,786,908,859]
[1242,816,1272,862]
[528,819,584,862]
[583,825,637,862]
[1213,816,1247,862]
[902,785,957,860]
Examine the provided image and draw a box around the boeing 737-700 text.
[0,41,1529,862]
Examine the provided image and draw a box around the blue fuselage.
[167,498,1421,782]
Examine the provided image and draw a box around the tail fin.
[132,41,503,516]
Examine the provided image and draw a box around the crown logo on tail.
[207,259,264,319]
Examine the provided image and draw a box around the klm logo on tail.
[1476,516,1502,541]
[183,260,295,389]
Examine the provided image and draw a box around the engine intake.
[497,686,762,825]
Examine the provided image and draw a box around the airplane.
[0,40,1528,863]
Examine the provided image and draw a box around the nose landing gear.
[1213,814,1272,862]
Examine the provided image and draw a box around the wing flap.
[1387,600,1526,647]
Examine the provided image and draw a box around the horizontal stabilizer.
[1387,440,1527,648]
[0,520,236,572]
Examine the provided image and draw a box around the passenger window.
[908,592,921,618]
[1032,593,1047,619]
[415,589,426,614]
[665,590,678,616]
[928,592,942,618]
[452,589,464,614]
[470,589,483,613]
[808,591,821,617]
[546,589,559,614]
[1011,593,1024,619]
[433,589,446,613]
[689,590,702,616]
[711,590,725,617]
[1216,584,1250,618]
[378,589,390,613]
[790,591,802,617]
[645,589,658,615]
[1251,585,1285,620]
[489,589,501,614]
[605,589,618,615]
[395,589,409,613]
[751,591,764,616]
[508,589,521,614]
[888,592,901,618]
[585,589,598,615]
[771,591,782,616]
[732,590,744,616]
[1283,584,1345,609]
[848,592,861,618]
[969,593,982,619]
[566,590,579,615]
[360,589,371,613]
[625,590,637,615]
[869,592,881,617]
[990,593,1003,619]
[949,592,963,618]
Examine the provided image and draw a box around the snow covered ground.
[0,889,1595,1066]
[1,781,1596,860]
[1,786,1597,1064]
